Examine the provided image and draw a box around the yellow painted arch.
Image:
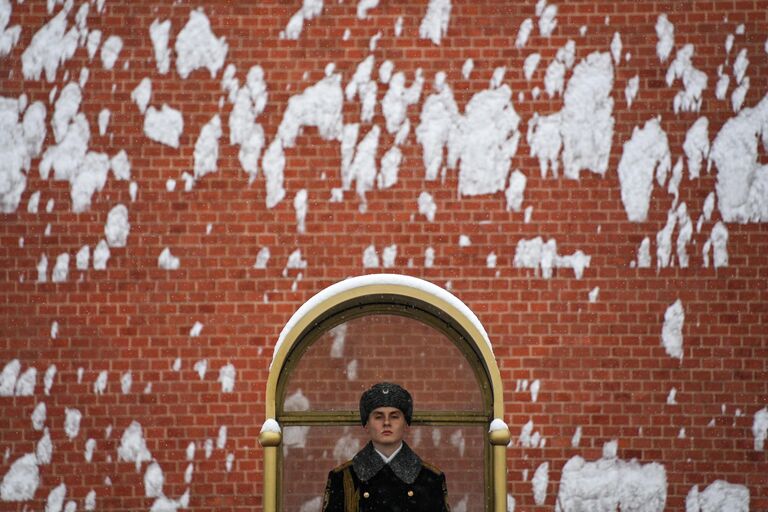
[260,274,510,511]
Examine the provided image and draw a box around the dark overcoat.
[321,442,451,512]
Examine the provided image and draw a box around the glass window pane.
[281,314,485,413]
[282,425,486,511]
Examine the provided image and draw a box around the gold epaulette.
[420,460,443,475]
[330,460,353,474]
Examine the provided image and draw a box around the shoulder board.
[330,460,353,473]
[420,460,443,475]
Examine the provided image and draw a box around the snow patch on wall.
[709,95,768,223]
[556,443,667,511]
[118,421,152,471]
[655,14,674,62]
[284,0,323,40]
[686,480,749,512]
[144,105,183,148]
[513,237,590,279]
[419,0,451,45]
[666,44,708,113]
[1,454,40,502]
[150,19,171,74]
[175,9,228,79]
[661,299,685,360]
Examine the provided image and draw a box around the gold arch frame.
[259,274,509,512]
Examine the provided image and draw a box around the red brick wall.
[1,0,767,510]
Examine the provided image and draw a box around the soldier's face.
[364,406,408,449]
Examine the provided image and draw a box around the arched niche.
[259,274,509,511]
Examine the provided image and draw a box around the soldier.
[322,382,451,512]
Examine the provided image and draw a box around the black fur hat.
[359,382,413,425]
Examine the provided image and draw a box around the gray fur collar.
[352,441,422,484]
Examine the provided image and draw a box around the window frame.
[260,275,510,512]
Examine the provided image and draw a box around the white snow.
[175,9,228,79]
[51,253,69,283]
[348,126,380,207]
[683,117,709,179]
[93,370,107,395]
[538,4,557,37]
[362,245,379,268]
[709,95,768,223]
[505,170,526,211]
[753,407,768,451]
[144,105,184,148]
[37,253,48,282]
[417,192,436,221]
[230,66,267,179]
[105,204,129,247]
[419,0,451,45]
[98,109,110,136]
[86,29,101,60]
[284,0,323,40]
[84,490,96,510]
[32,402,47,431]
[461,59,473,79]
[64,408,82,439]
[489,419,508,433]
[571,426,582,448]
[193,115,222,180]
[226,453,234,472]
[686,480,749,512]
[0,96,47,212]
[513,237,591,279]
[532,462,549,505]
[523,53,541,82]
[193,360,207,380]
[611,32,622,65]
[110,150,130,181]
[703,221,729,268]
[588,287,599,303]
[617,117,671,222]
[44,365,56,395]
[36,428,52,465]
[382,70,423,135]
[84,438,95,462]
[260,419,281,434]
[0,360,19,396]
[21,3,77,82]
[733,49,749,85]
[13,367,36,396]
[667,387,677,405]
[150,19,171,74]
[218,363,235,392]
[527,113,562,178]
[458,235,471,247]
[666,44,708,113]
[144,461,164,498]
[356,0,378,19]
[93,239,110,270]
[131,78,152,114]
[46,484,68,512]
[515,18,533,49]
[544,58,565,98]
[27,191,40,213]
[731,78,749,113]
[293,189,308,233]
[189,321,203,337]
[217,425,227,449]
[158,248,180,270]
[661,299,685,360]
[450,81,521,196]
[424,247,435,268]
[100,35,122,70]
[556,444,667,512]
[0,0,21,58]
[118,421,152,471]
[655,14,674,62]
[382,245,397,268]
[416,72,458,180]
[625,75,639,108]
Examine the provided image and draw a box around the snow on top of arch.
[271,274,494,368]
[175,8,228,79]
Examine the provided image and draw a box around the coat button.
[407,490,414,497]
[363,492,370,499]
